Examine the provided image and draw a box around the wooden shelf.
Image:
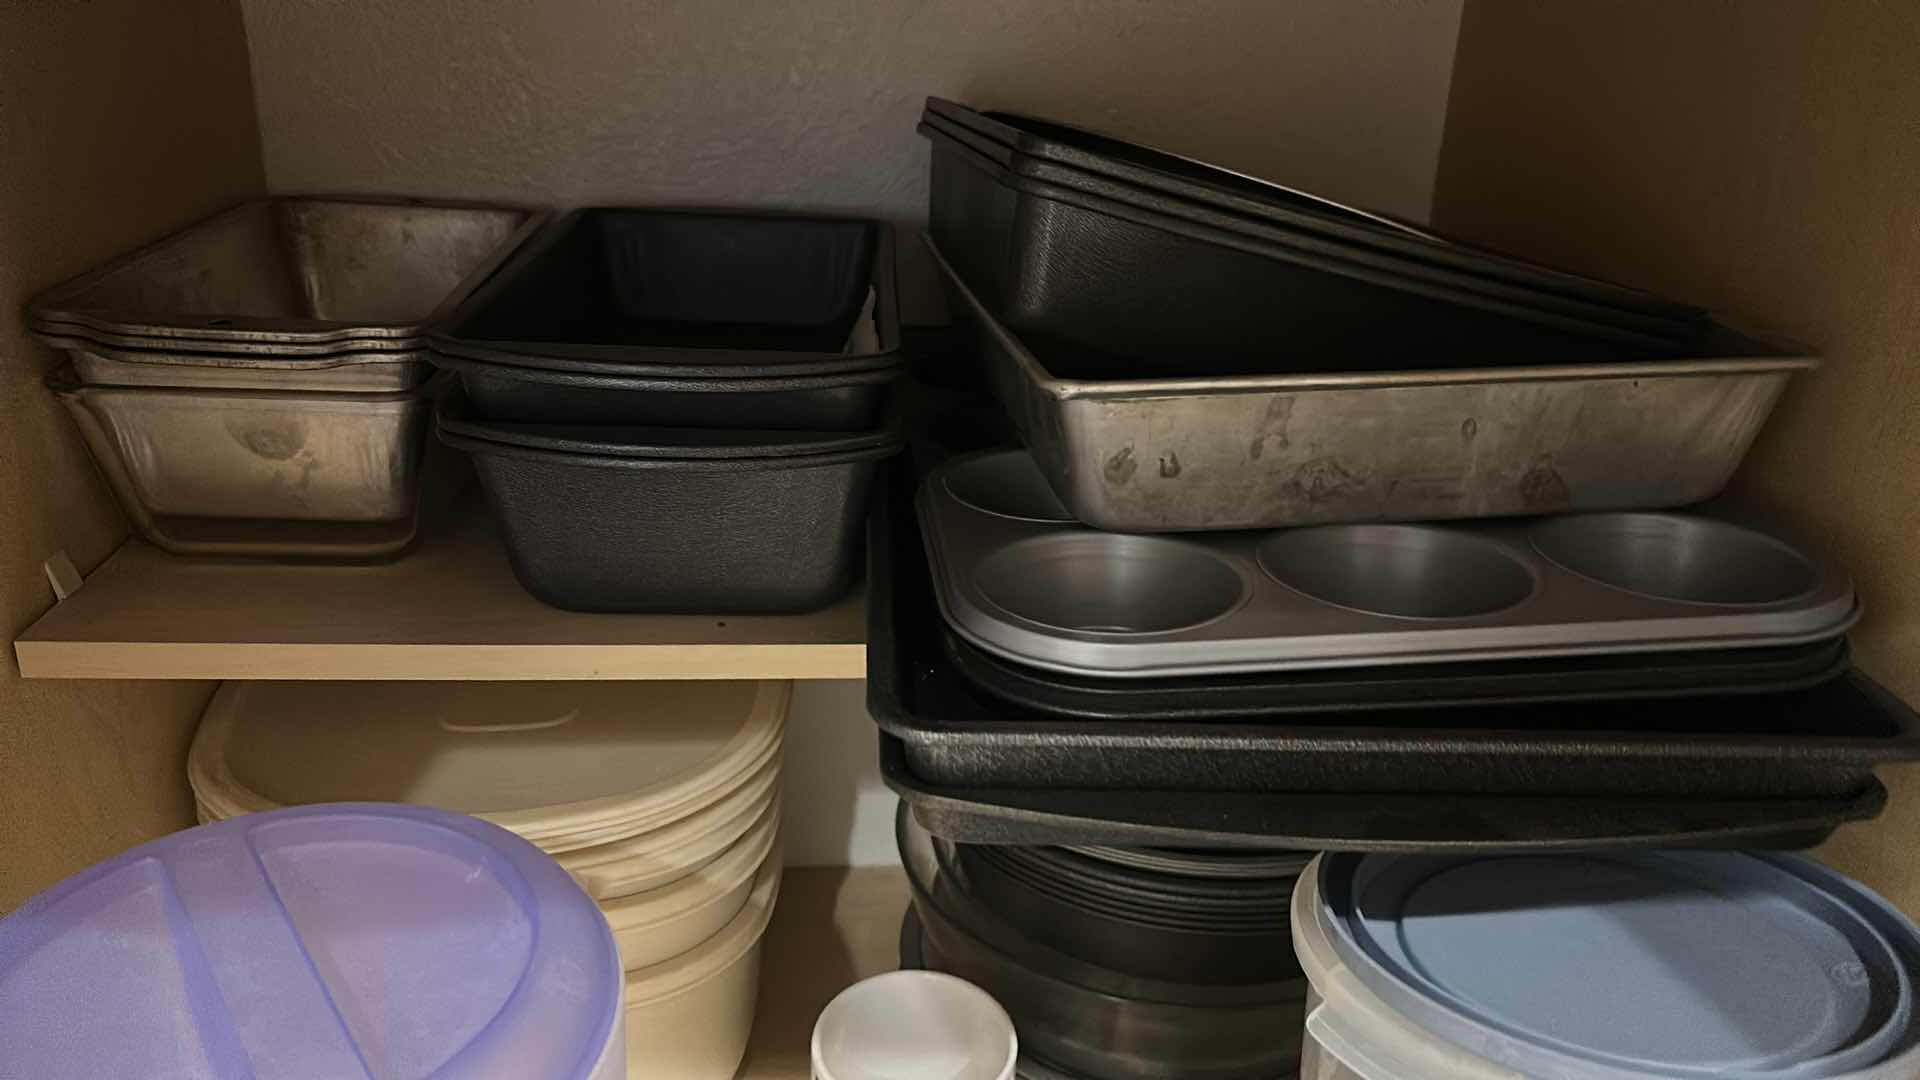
[739,866,910,1079]
[14,506,867,681]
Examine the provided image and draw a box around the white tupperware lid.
[190,680,788,853]
[558,748,781,900]
[1296,852,1920,1080]
[601,795,781,938]
[624,851,782,1009]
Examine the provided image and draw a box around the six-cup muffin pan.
[919,449,1860,678]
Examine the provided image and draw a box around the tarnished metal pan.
[48,364,443,560]
[920,450,1858,678]
[36,329,431,393]
[926,236,1815,533]
[29,197,544,349]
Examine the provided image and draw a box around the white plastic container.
[1293,852,1920,1080]
[604,802,781,970]
[188,679,789,851]
[557,749,780,901]
[624,853,783,1079]
[812,970,1018,1080]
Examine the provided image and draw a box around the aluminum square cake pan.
[28,197,544,348]
[922,450,1857,679]
[927,235,1815,533]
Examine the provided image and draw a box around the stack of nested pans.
[954,844,1305,987]
[897,804,1308,1080]
[427,208,905,612]
[29,197,543,561]
[870,441,1920,852]
[918,97,1709,372]
[188,679,790,1080]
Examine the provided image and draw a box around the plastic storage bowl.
[431,208,903,428]
[623,857,781,1080]
[1292,851,1920,1080]
[439,389,898,613]
[812,970,1018,1080]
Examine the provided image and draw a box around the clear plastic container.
[1292,852,1920,1080]
[0,804,625,1080]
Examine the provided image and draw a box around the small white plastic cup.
[811,970,1018,1080]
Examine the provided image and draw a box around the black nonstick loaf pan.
[439,388,899,613]
[432,208,902,426]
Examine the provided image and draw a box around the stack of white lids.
[189,679,790,1079]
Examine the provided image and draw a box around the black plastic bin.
[438,389,899,613]
[921,115,1707,376]
[431,208,903,426]
[924,97,1707,333]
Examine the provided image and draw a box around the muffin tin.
[868,458,1915,841]
[921,450,1859,678]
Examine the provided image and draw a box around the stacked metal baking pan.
[875,99,1920,856]
[429,208,904,612]
[896,805,1308,1080]
[31,197,542,560]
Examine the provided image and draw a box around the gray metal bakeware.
[47,364,445,561]
[920,96,1707,335]
[898,804,1306,1080]
[920,449,1859,679]
[29,197,544,352]
[927,236,1815,533]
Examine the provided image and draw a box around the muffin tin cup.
[922,450,1858,679]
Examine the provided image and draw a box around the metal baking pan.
[922,112,1698,349]
[438,388,896,612]
[430,207,902,377]
[36,328,432,393]
[29,197,544,348]
[48,364,443,561]
[945,627,1852,721]
[430,347,897,429]
[870,461,1919,803]
[923,119,1702,379]
[899,910,1100,1080]
[900,805,1307,1080]
[927,236,1815,532]
[922,97,1706,332]
[922,450,1857,678]
[883,736,1892,852]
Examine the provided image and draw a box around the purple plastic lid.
[0,803,622,1080]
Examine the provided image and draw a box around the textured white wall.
[239,0,1464,866]
[241,0,1464,319]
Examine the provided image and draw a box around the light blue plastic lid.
[0,803,622,1080]
[1316,852,1920,1079]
